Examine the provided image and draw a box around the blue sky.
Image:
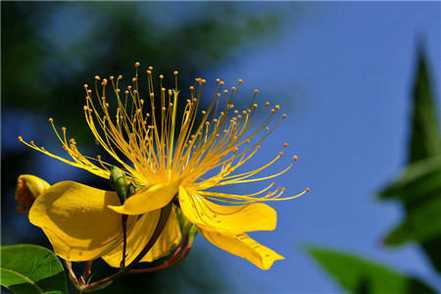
[4,2,441,293]
[192,2,441,293]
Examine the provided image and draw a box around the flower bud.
[15,175,50,213]
[110,166,130,203]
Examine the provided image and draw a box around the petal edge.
[201,230,284,270]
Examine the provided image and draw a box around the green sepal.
[187,224,199,244]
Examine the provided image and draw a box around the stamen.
[18,65,308,206]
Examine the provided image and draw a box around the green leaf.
[307,246,436,294]
[1,268,43,294]
[1,244,68,294]
[384,196,441,246]
[408,48,441,163]
[379,156,441,205]
[379,49,441,273]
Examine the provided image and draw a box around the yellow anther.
[19,67,306,214]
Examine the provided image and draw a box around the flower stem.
[120,215,128,268]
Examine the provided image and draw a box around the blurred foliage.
[379,49,441,273]
[1,245,67,294]
[308,47,441,293]
[406,49,441,162]
[1,2,289,293]
[307,247,436,294]
[2,2,283,137]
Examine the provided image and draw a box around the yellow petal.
[142,208,182,263]
[108,180,180,215]
[102,208,182,267]
[201,230,284,270]
[16,175,51,213]
[29,181,124,261]
[17,174,50,198]
[179,186,277,234]
[102,210,160,267]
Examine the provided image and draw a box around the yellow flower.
[19,63,308,270]
[16,175,181,266]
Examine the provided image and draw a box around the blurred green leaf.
[1,245,67,294]
[307,246,436,294]
[384,196,441,246]
[379,49,441,273]
[379,156,441,204]
[407,48,441,163]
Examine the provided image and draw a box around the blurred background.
[2,2,441,293]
